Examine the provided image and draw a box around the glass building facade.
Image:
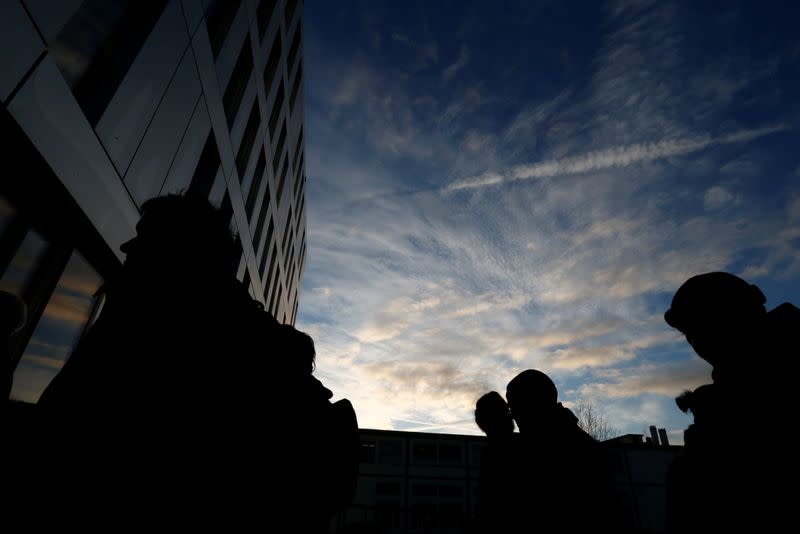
[1,0,307,403]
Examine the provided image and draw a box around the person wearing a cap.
[664,272,798,533]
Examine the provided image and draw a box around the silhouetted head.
[119,194,236,291]
[0,291,26,338]
[475,391,514,437]
[664,272,767,367]
[506,369,558,431]
[278,324,316,376]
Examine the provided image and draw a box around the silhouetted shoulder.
[768,302,800,324]
[332,398,357,424]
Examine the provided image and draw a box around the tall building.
[0,0,307,403]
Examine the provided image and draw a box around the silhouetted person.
[474,391,517,534]
[275,324,359,533]
[505,370,620,532]
[475,391,514,438]
[664,272,799,532]
[28,194,280,529]
[1,290,26,401]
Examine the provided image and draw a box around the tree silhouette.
[573,400,620,441]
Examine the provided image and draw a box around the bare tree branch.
[573,400,620,441]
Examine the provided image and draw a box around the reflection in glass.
[50,1,168,125]
[11,252,102,403]
[0,229,47,298]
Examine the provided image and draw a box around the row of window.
[205,0,306,320]
[360,439,485,467]
[47,0,302,187]
[375,482,465,499]
[215,2,305,312]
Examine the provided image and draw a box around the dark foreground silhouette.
[665,272,799,533]
[6,194,357,532]
[474,391,517,534]
[475,370,623,533]
[6,194,799,534]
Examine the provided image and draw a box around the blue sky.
[296,0,800,440]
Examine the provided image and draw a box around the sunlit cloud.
[579,359,713,399]
[19,353,66,370]
[42,293,93,323]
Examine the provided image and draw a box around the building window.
[284,0,299,29]
[296,195,305,228]
[412,483,438,498]
[271,284,283,317]
[280,208,293,253]
[264,243,278,299]
[263,215,275,260]
[0,226,47,299]
[186,132,221,200]
[268,84,285,141]
[439,485,464,498]
[245,149,267,219]
[252,201,269,252]
[376,482,401,497]
[286,247,295,283]
[223,39,254,128]
[439,503,464,529]
[235,101,261,179]
[205,0,242,59]
[412,442,437,465]
[470,443,486,468]
[263,33,283,97]
[361,439,377,464]
[276,158,290,205]
[50,1,169,126]
[439,443,464,465]
[289,63,303,113]
[258,218,273,275]
[256,0,277,41]
[10,251,103,403]
[272,121,287,174]
[377,439,403,465]
[291,128,304,172]
[294,160,305,201]
[287,24,302,75]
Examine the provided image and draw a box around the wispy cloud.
[704,186,736,210]
[580,359,713,399]
[303,0,800,436]
[392,32,438,64]
[446,125,788,191]
[442,44,470,82]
